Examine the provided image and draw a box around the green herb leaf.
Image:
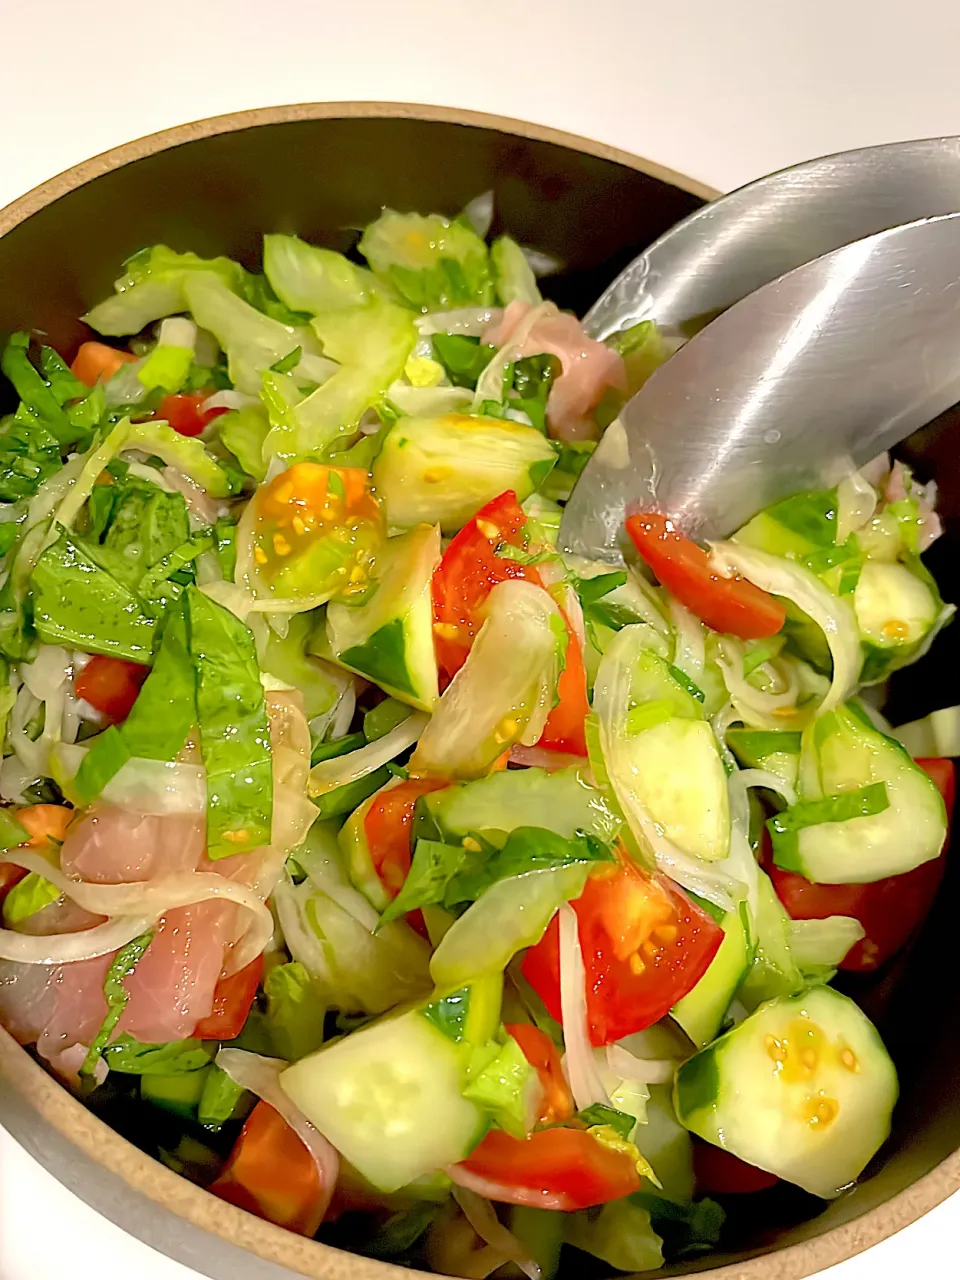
[270,345,303,375]
[101,1032,213,1074]
[2,871,60,926]
[264,961,327,1061]
[80,932,154,1079]
[186,588,272,858]
[577,1103,636,1140]
[310,731,365,766]
[768,782,890,870]
[431,334,496,389]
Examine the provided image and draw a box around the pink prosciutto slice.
[484,300,626,441]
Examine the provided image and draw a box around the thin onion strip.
[558,903,609,1110]
[216,1049,338,1217]
[308,712,428,797]
[709,542,860,716]
[444,1162,569,1211]
[0,914,152,964]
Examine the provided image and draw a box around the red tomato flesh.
[457,1127,641,1210]
[537,613,589,757]
[522,856,724,1046]
[194,955,263,1040]
[626,512,786,640]
[766,757,955,972]
[363,777,448,898]
[74,655,150,725]
[505,1021,574,1124]
[210,1100,326,1235]
[693,1141,779,1194]
[431,490,539,683]
[157,392,226,437]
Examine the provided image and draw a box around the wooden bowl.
[1,102,958,1280]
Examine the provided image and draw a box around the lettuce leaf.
[359,210,493,311]
[84,245,247,336]
[263,235,380,314]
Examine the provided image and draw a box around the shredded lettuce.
[359,210,493,312]
[183,272,334,396]
[491,236,542,307]
[84,245,247,336]
[263,234,380,314]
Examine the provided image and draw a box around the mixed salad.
[0,194,955,1279]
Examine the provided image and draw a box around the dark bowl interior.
[0,105,958,1280]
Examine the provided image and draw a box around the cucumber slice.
[372,414,557,534]
[675,986,897,1199]
[141,1068,210,1119]
[619,718,730,861]
[326,523,440,711]
[279,1003,487,1192]
[855,559,944,683]
[423,766,621,845]
[672,902,751,1047]
[854,560,938,649]
[772,703,946,883]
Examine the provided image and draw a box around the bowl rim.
[0,98,957,1280]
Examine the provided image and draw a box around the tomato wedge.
[537,613,589,757]
[766,757,955,972]
[158,391,228,438]
[0,805,74,904]
[523,856,724,1046]
[626,512,786,640]
[194,955,264,1040]
[505,1022,574,1124]
[456,1127,641,1210]
[432,490,539,683]
[364,777,448,897]
[70,342,137,387]
[210,1101,326,1235]
[74,655,150,725]
[693,1141,779,1194]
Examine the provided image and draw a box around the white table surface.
[2,0,959,1275]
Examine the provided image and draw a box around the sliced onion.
[0,852,272,964]
[558,903,608,1110]
[461,190,494,238]
[520,246,562,278]
[605,1043,677,1085]
[452,1186,541,1280]
[508,744,590,772]
[668,599,705,685]
[416,307,502,337]
[217,1049,338,1217]
[836,471,877,544]
[709,542,860,715]
[715,636,801,730]
[735,766,797,809]
[444,1162,569,1210]
[328,683,357,743]
[308,712,428,798]
[0,914,152,964]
